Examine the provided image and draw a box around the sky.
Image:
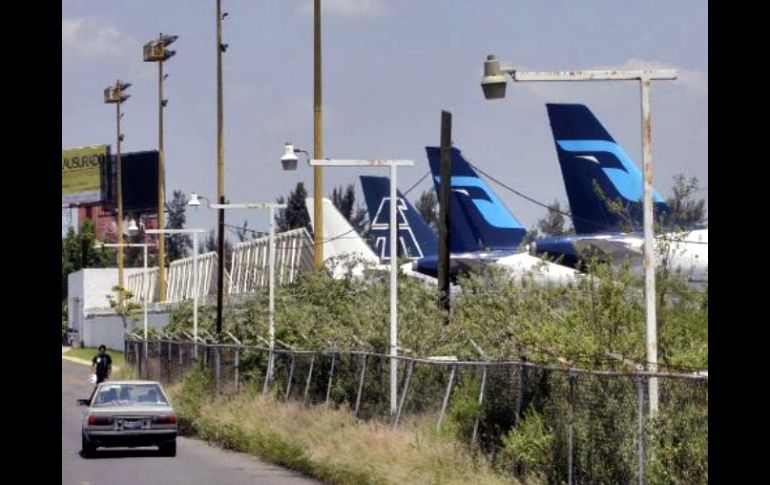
[62,0,707,239]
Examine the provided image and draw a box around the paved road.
[62,360,318,485]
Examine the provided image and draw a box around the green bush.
[497,410,553,481]
[162,255,707,483]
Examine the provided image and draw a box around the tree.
[200,230,234,270]
[331,183,369,236]
[275,182,312,233]
[107,286,141,332]
[235,220,252,242]
[536,200,573,237]
[166,190,192,262]
[62,218,110,301]
[664,174,706,229]
[415,189,438,232]
[202,229,217,253]
[522,228,539,247]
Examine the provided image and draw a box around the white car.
[78,381,177,457]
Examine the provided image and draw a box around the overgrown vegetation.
[160,254,706,484]
[170,366,518,485]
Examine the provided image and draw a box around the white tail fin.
[306,198,379,277]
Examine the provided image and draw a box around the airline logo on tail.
[555,139,664,204]
[426,146,526,251]
[434,175,523,229]
[370,197,425,260]
[546,103,671,234]
[360,176,438,262]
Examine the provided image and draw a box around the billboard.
[62,145,110,205]
[102,150,160,215]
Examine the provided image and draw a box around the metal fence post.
[215,346,221,394]
[515,362,525,426]
[437,364,457,430]
[636,375,646,485]
[166,341,171,383]
[354,354,368,417]
[156,340,162,381]
[135,343,141,378]
[304,353,315,406]
[393,360,415,429]
[568,372,576,485]
[325,351,337,408]
[262,349,272,395]
[471,364,488,447]
[143,340,149,380]
[285,354,296,400]
[234,346,240,393]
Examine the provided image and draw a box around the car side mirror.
[76,399,90,406]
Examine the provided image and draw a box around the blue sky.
[62,0,707,238]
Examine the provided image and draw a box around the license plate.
[123,420,141,429]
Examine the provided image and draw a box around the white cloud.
[62,17,133,59]
[297,0,386,17]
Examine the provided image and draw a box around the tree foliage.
[275,182,312,234]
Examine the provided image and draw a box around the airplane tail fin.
[425,146,527,251]
[305,197,380,272]
[359,176,437,261]
[546,103,671,234]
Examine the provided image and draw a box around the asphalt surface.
[62,360,318,485]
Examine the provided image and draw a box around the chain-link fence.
[126,338,707,484]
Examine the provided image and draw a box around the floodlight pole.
[481,56,676,415]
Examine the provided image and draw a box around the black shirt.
[92,353,112,379]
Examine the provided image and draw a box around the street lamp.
[208,201,287,390]
[144,32,178,304]
[481,54,676,415]
[127,218,139,233]
[146,228,207,358]
[293,156,414,414]
[280,143,310,171]
[104,79,131,296]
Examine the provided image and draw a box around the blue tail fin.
[360,176,438,261]
[425,146,527,251]
[546,103,671,234]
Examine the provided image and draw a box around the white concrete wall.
[67,270,84,333]
[81,311,171,350]
[68,268,149,345]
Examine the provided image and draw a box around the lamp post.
[313,0,324,270]
[146,228,207,358]
[103,79,131,296]
[208,201,287,387]
[282,150,414,414]
[143,33,178,303]
[480,54,676,415]
[215,0,229,336]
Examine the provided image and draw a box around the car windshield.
[92,383,168,407]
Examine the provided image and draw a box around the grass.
[64,346,126,369]
[169,373,520,485]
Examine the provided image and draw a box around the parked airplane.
[361,166,580,286]
[532,103,707,282]
[304,197,435,283]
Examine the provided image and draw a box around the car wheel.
[81,433,96,457]
[159,440,176,457]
